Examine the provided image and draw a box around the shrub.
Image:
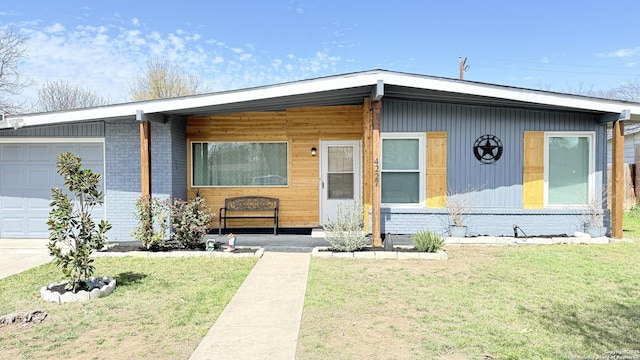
[412,230,444,252]
[324,202,368,252]
[170,194,214,249]
[131,196,169,248]
[47,152,112,292]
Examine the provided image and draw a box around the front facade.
[1,70,638,241]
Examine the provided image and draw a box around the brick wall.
[105,118,185,241]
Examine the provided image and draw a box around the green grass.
[0,256,258,359]
[623,208,640,240]
[297,244,640,360]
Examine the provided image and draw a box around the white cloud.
[239,53,253,62]
[540,57,550,64]
[45,23,65,33]
[168,33,185,50]
[10,15,349,108]
[123,30,145,46]
[598,47,640,58]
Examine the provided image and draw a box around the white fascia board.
[140,72,382,113]
[3,72,383,129]
[380,72,640,115]
[1,102,145,129]
[5,70,640,129]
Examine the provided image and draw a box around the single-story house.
[1,69,639,242]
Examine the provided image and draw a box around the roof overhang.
[3,69,640,129]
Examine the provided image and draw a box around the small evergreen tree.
[47,152,111,292]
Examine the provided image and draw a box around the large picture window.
[192,142,288,186]
[545,132,594,206]
[381,133,425,204]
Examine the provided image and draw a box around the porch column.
[140,120,152,197]
[371,100,382,246]
[611,119,624,239]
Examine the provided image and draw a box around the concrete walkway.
[190,252,311,360]
[0,239,52,280]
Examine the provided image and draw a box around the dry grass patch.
[0,256,257,359]
[297,244,640,360]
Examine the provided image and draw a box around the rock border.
[92,247,265,258]
[311,246,448,260]
[41,277,116,304]
[444,234,610,245]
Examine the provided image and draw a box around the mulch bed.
[100,242,256,254]
[324,246,433,253]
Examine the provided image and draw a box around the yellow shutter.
[523,131,544,208]
[426,132,447,208]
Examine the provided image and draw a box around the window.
[544,132,594,206]
[192,142,288,186]
[381,133,425,204]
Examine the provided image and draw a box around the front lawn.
[624,207,640,240]
[297,243,640,359]
[0,256,257,359]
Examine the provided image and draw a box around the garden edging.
[92,247,264,258]
[312,246,448,260]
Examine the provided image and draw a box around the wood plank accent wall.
[426,132,447,208]
[523,131,545,208]
[362,98,372,232]
[186,105,365,229]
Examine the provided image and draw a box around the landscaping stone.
[41,277,116,304]
[397,252,420,260]
[332,252,354,258]
[353,251,376,259]
[311,247,448,260]
[375,251,397,259]
[445,237,462,244]
[590,237,610,245]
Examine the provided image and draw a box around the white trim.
[189,140,290,188]
[319,140,362,224]
[6,70,640,129]
[380,132,426,207]
[543,131,595,207]
[0,137,104,143]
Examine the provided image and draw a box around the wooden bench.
[219,196,279,235]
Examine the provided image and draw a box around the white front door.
[320,140,361,225]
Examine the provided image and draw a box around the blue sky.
[2,0,639,105]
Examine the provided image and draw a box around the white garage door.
[0,140,105,238]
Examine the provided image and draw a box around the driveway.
[0,239,52,280]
